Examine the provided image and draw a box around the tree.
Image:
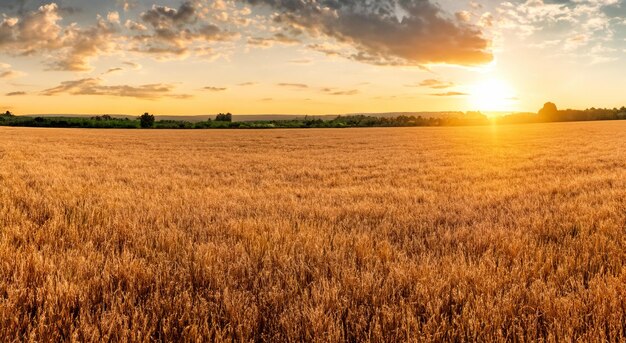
[538,102,558,121]
[215,113,233,122]
[3,110,13,117]
[140,112,155,128]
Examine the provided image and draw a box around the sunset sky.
[0,0,624,115]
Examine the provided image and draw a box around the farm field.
[0,121,625,341]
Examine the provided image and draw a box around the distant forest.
[1,103,625,129]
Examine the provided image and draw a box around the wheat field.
[0,121,625,341]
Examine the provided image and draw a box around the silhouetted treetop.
[539,102,558,119]
[215,113,233,122]
[140,112,155,128]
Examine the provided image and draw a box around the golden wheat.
[0,121,625,342]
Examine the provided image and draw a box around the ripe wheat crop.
[0,121,625,341]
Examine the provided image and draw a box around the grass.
[0,121,625,341]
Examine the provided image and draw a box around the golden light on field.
[469,79,519,113]
[1,122,626,340]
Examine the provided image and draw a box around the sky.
[0,0,624,115]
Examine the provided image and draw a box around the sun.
[469,79,518,113]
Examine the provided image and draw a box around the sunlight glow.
[469,79,519,113]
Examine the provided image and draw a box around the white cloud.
[494,0,623,63]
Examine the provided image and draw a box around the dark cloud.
[6,91,26,96]
[243,0,492,66]
[140,1,197,28]
[103,67,123,75]
[277,83,308,89]
[204,86,227,91]
[247,33,301,47]
[133,1,237,56]
[42,78,191,99]
[0,0,495,71]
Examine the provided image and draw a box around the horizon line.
[12,110,540,117]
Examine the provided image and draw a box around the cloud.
[0,4,63,52]
[0,70,23,79]
[411,79,455,89]
[118,0,138,12]
[132,1,238,57]
[42,78,191,100]
[0,0,498,74]
[243,0,492,66]
[321,88,359,96]
[6,91,26,96]
[247,33,300,48]
[125,19,148,31]
[0,2,237,69]
[0,1,79,15]
[430,91,468,97]
[141,2,197,27]
[288,58,313,65]
[0,3,118,71]
[456,11,472,23]
[238,82,257,86]
[0,62,24,79]
[306,43,342,58]
[51,17,118,71]
[277,83,308,89]
[103,67,124,75]
[204,86,227,91]
[122,61,142,70]
[107,11,120,25]
[496,0,622,63]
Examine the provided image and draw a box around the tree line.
[1,105,625,129]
